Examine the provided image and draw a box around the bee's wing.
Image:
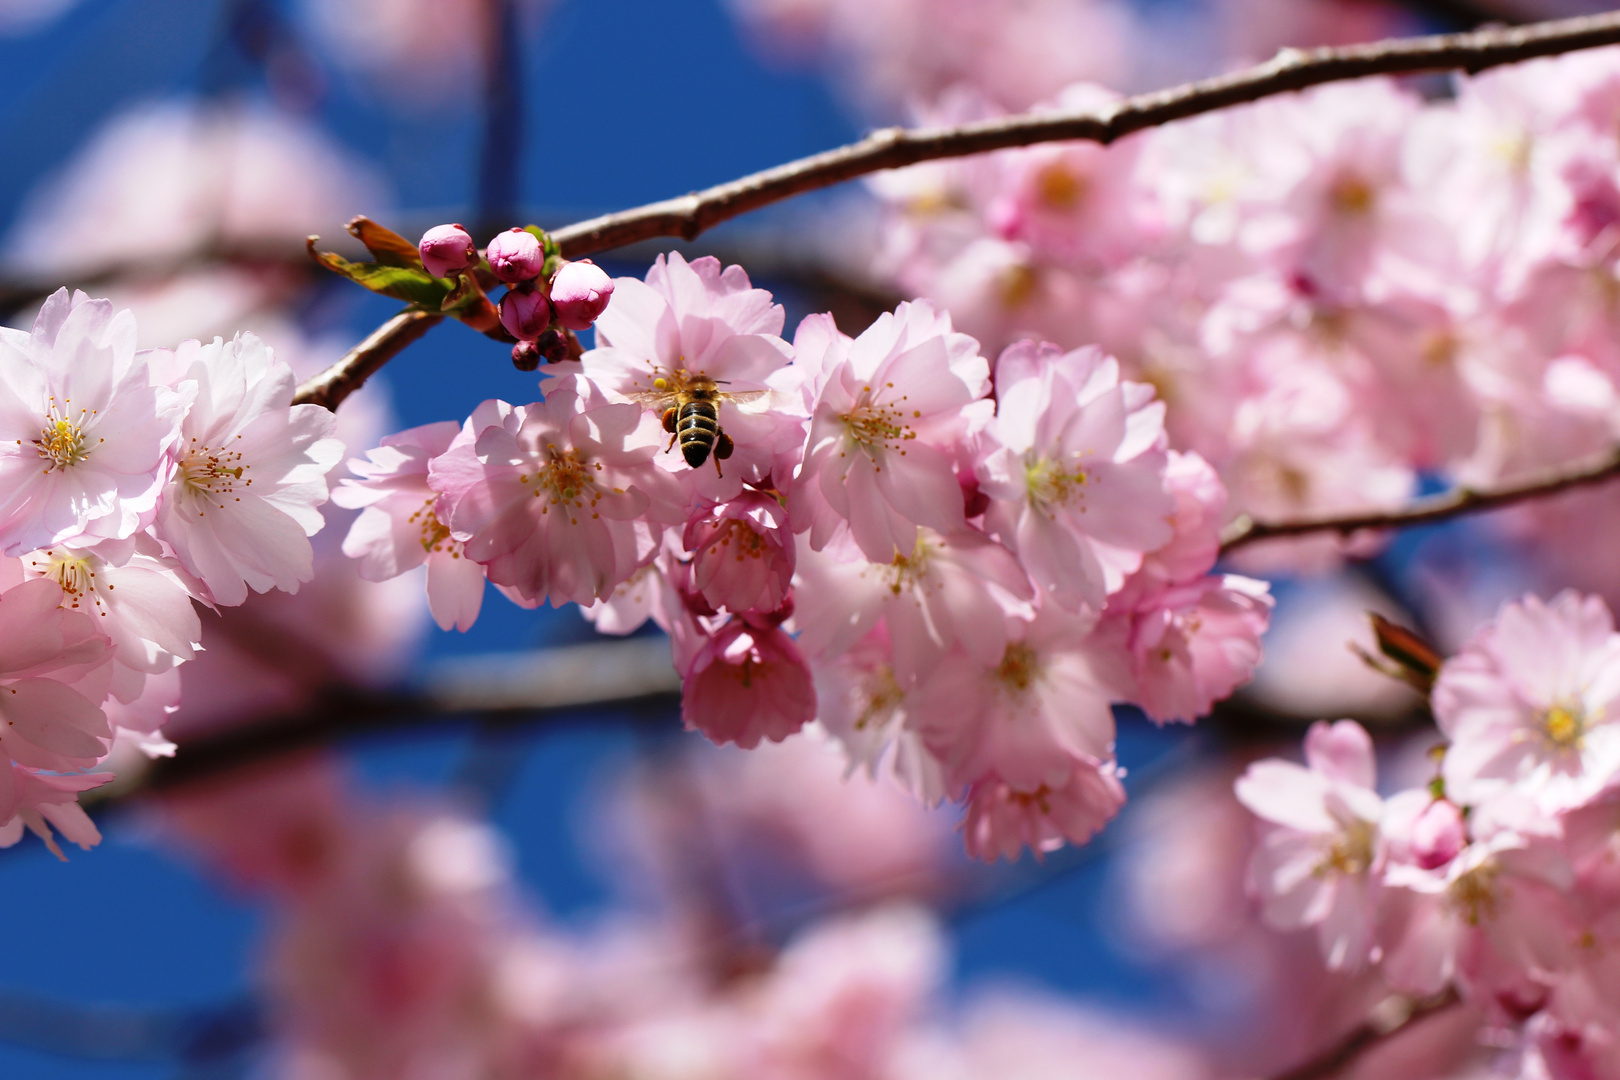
[624,387,680,411]
[723,389,773,413]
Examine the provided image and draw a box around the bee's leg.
[713,432,734,477]
[661,408,679,452]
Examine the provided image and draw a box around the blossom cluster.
[1238,590,1620,1079]
[338,249,1272,861]
[873,48,1620,569]
[0,289,343,855]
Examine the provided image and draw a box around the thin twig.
[1268,988,1464,1080]
[1220,447,1620,553]
[291,308,443,409]
[295,11,1620,412]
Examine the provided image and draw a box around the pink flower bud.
[548,259,615,330]
[1409,798,1465,870]
[511,340,542,371]
[499,287,551,341]
[486,227,545,283]
[418,223,477,278]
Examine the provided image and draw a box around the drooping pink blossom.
[962,752,1126,861]
[682,616,816,749]
[792,525,1033,684]
[909,603,1123,793]
[1116,574,1273,725]
[791,299,991,562]
[0,763,109,859]
[683,491,795,616]
[0,577,114,776]
[0,289,183,555]
[334,420,487,632]
[1234,719,1386,971]
[429,385,686,608]
[976,341,1173,611]
[148,333,345,608]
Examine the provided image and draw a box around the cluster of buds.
[417,224,615,371]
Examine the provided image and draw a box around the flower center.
[840,387,918,455]
[1036,163,1086,211]
[1314,819,1375,878]
[1329,173,1376,215]
[519,445,618,526]
[996,642,1040,694]
[28,549,101,613]
[854,664,904,732]
[181,437,250,510]
[1541,703,1586,750]
[997,264,1039,310]
[708,519,768,563]
[877,535,935,595]
[1446,862,1500,926]
[1009,784,1054,814]
[406,498,455,555]
[32,400,97,472]
[1025,455,1090,514]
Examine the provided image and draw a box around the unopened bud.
[499,287,552,341]
[511,340,542,371]
[486,227,545,283]
[1409,799,1465,870]
[418,223,477,278]
[534,328,571,365]
[548,259,615,330]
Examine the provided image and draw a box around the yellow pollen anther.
[1542,703,1585,750]
[996,642,1040,694]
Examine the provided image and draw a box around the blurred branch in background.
[293,9,1620,410]
[0,989,260,1067]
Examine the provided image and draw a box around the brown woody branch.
[1268,988,1464,1080]
[293,11,1620,412]
[292,308,444,410]
[1220,447,1620,554]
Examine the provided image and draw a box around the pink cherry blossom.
[682,491,794,616]
[0,289,182,554]
[429,386,686,608]
[791,299,991,561]
[1234,720,1385,971]
[334,420,487,632]
[418,223,477,279]
[1433,591,1620,812]
[792,525,1033,684]
[1115,574,1273,725]
[962,752,1126,861]
[577,251,800,504]
[909,603,1123,793]
[976,341,1173,611]
[149,333,345,608]
[0,763,109,859]
[808,624,950,806]
[681,616,815,749]
[549,260,615,332]
[0,577,114,776]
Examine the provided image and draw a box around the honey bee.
[626,369,768,475]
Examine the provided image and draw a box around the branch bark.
[1220,447,1620,554]
[291,308,443,409]
[1267,988,1464,1080]
[294,11,1620,412]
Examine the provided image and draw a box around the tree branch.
[1220,447,1620,554]
[1267,988,1464,1080]
[294,11,1620,412]
[291,308,443,409]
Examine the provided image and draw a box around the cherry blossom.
[1234,720,1385,971]
[429,385,686,608]
[334,420,487,632]
[681,616,816,749]
[0,763,109,859]
[975,341,1172,611]
[149,333,345,607]
[0,289,182,554]
[1433,591,1620,812]
[682,491,795,616]
[790,299,991,562]
[962,752,1126,862]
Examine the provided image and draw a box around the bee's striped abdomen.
[676,399,720,467]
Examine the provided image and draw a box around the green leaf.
[308,238,453,308]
